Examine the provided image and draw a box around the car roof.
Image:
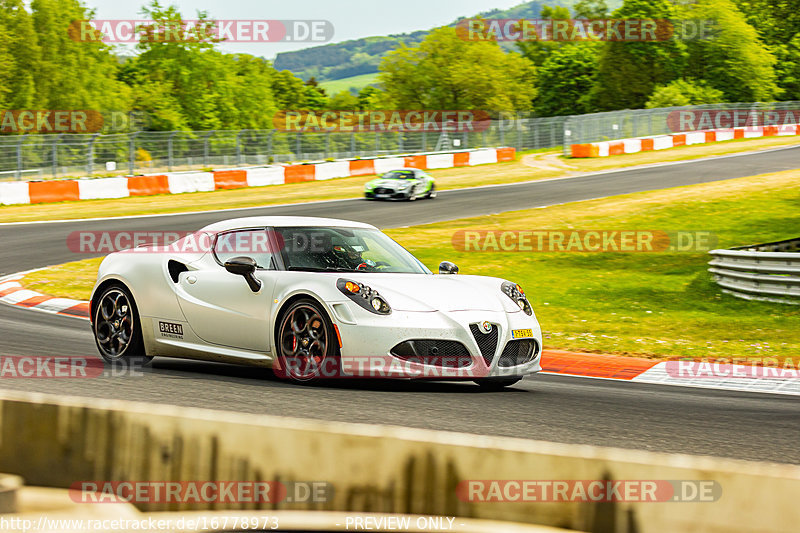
[200,216,377,233]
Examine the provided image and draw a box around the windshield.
[381,170,416,180]
[275,226,430,274]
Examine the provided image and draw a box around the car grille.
[390,340,472,368]
[497,339,540,368]
[374,187,393,195]
[469,324,499,366]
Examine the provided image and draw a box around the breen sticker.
[158,321,184,338]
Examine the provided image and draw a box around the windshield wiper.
[286,266,356,272]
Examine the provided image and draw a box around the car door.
[174,228,279,353]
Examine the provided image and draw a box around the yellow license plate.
[511,328,533,339]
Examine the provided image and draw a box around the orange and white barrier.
[0,147,515,206]
[570,124,800,158]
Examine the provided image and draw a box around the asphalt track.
[1,145,799,465]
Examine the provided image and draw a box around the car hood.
[367,178,412,189]
[351,274,511,312]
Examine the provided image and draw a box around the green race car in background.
[364,169,437,201]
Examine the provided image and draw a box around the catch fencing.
[0,116,566,180]
[563,100,800,155]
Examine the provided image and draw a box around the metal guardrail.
[708,238,800,304]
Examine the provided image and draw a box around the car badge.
[479,321,492,334]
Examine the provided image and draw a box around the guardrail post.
[349,131,355,157]
[397,131,403,153]
[295,132,301,160]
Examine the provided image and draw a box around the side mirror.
[439,261,459,274]
[224,256,262,292]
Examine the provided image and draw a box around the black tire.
[407,191,417,201]
[474,377,523,390]
[275,298,339,382]
[426,184,437,199]
[92,283,151,365]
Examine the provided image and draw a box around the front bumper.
[364,188,409,200]
[331,303,542,379]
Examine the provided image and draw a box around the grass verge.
[1,135,799,223]
[21,169,800,360]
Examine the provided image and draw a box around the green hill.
[273,0,622,86]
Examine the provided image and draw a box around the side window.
[213,229,277,270]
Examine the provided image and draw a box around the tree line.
[0,0,797,134]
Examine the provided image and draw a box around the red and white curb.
[570,124,800,158]
[0,274,795,395]
[0,273,89,319]
[0,147,515,206]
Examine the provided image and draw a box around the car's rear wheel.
[93,284,151,364]
[276,298,339,382]
[474,377,522,390]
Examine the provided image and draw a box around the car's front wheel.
[276,298,339,382]
[93,284,150,364]
[474,377,522,390]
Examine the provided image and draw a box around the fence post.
[350,131,355,157]
[268,130,274,162]
[397,131,403,153]
[325,131,331,159]
[168,131,178,171]
[87,134,99,176]
[15,136,24,180]
[128,132,137,175]
[51,134,60,178]
[203,131,214,168]
[236,130,245,166]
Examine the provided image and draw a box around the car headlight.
[337,279,391,315]
[365,182,375,191]
[501,281,532,316]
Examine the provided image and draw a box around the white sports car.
[90,217,542,389]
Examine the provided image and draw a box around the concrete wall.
[1,390,798,532]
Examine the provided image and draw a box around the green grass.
[21,169,800,360]
[319,73,380,95]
